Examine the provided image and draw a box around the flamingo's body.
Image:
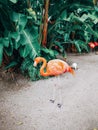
[34,57,74,76]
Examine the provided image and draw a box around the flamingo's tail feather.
[69,67,75,75]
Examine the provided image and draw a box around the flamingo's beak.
[33,61,37,67]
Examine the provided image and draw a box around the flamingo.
[33,57,74,76]
[33,57,74,108]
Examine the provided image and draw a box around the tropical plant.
[0,0,58,80]
[0,0,98,80]
[48,0,98,54]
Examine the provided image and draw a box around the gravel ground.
[0,53,98,130]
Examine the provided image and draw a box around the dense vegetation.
[0,0,98,80]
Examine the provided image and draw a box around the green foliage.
[0,0,98,80]
[48,0,98,53]
[0,0,41,80]
[0,0,58,80]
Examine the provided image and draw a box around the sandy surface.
[0,53,98,130]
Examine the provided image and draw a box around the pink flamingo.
[33,57,74,76]
[34,57,74,108]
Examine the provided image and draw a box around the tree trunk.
[42,0,50,47]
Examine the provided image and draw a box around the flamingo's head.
[33,57,46,67]
[33,57,41,67]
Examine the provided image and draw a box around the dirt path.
[0,53,98,130]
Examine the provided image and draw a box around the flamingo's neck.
[39,58,49,77]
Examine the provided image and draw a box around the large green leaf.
[10,12,28,32]
[19,29,40,59]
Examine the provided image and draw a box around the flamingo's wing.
[47,60,67,76]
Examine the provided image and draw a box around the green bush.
[0,0,98,80]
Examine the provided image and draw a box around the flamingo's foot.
[57,103,62,108]
[50,99,55,103]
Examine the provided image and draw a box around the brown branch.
[42,0,50,47]
[27,0,31,8]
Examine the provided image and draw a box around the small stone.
[50,99,55,103]
[17,122,23,125]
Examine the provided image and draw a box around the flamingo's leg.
[56,76,62,108]
[57,88,62,108]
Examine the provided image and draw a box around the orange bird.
[34,57,74,108]
[33,57,74,76]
